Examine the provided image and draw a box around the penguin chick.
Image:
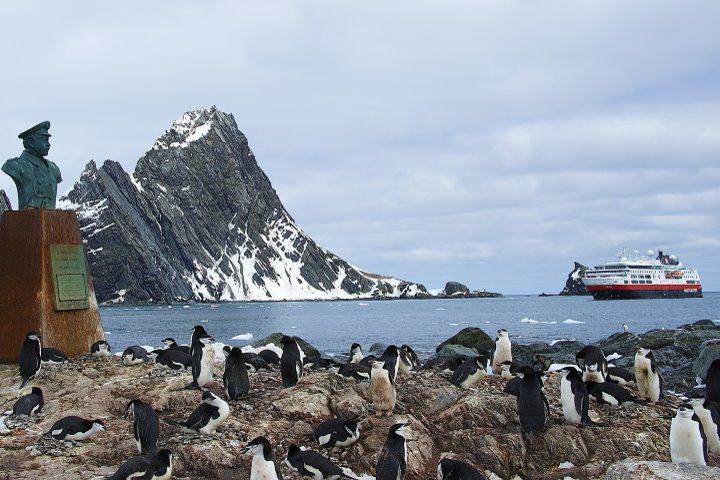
[437,458,487,480]
[490,329,512,374]
[499,360,517,380]
[125,399,160,454]
[167,390,229,435]
[376,423,408,480]
[19,331,42,388]
[242,436,283,480]
[108,448,173,480]
[223,346,250,399]
[285,444,353,479]
[450,356,488,389]
[310,417,360,448]
[634,347,663,402]
[670,403,707,466]
[369,360,396,416]
[47,416,106,442]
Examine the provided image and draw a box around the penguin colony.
[5,327,720,479]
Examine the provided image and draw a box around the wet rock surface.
[2,349,716,480]
[604,460,720,479]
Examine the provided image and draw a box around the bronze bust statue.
[2,121,62,210]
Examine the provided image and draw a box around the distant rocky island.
[559,261,590,296]
[54,107,499,305]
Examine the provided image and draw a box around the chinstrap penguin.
[11,387,44,417]
[634,347,663,402]
[188,326,215,389]
[704,358,720,404]
[400,345,421,369]
[19,331,42,388]
[379,345,401,385]
[108,448,173,480]
[280,335,305,388]
[167,390,229,435]
[560,367,592,425]
[245,353,273,373]
[122,346,150,366]
[285,444,353,479]
[376,423,408,480]
[242,436,283,480]
[310,417,360,448]
[369,360,396,416]
[47,416,106,442]
[450,356,488,390]
[606,366,635,386]
[690,398,720,455]
[305,356,342,370]
[490,329,512,374]
[223,346,250,399]
[125,399,160,454]
[575,346,608,383]
[257,348,281,365]
[162,337,191,354]
[347,343,364,364]
[436,458,487,480]
[670,403,707,466]
[41,347,69,364]
[585,381,637,406]
[90,340,111,357]
[516,366,550,442]
[336,362,371,381]
[154,348,192,371]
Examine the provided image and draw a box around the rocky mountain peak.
[152,106,221,150]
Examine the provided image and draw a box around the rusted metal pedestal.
[0,210,105,363]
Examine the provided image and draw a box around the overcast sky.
[1,1,718,294]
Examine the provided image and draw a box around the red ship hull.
[587,283,703,300]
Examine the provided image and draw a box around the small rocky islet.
[1,320,719,479]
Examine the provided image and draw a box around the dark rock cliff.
[59,107,428,304]
[559,261,590,295]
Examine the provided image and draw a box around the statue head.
[19,121,51,158]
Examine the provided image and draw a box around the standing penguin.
[168,390,229,435]
[189,326,215,389]
[11,387,44,417]
[285,444,353,479]
[369,360,396,416]
[450,356,488,389]
[437,458,487,480]
[379,345,401,385]
[47,416,106,442]
[575,346,608,383]
[517,366,550,442]
[690,398,720,455]
[400,345,420,369]
[90,340,111,358]
[705,358,720,404]
[280,335,304,388]
[223,346,250,399]
[670,403,707,466]
[559,367,591,426]
[18,331,42,388]
[125,399,160,454]
[490,329,512,374]
[108,449,173,480]
[376,423,408,480]
[347,343,364,364]
[634,347,663,402]
[243,436,283,480]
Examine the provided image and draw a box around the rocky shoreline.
[0,320,718,479]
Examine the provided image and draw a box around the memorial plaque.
[50,244,89,310]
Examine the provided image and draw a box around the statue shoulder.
[48,159,62,183]
[2,156,22,178]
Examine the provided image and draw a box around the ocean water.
[101,292,720,359]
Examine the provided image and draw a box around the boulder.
[436,344,478,358]
[252,332,320,359]
[369,342,387,355]
[444,281,470,296]
[605,460,720,479]
[436,327,494,354]
[693,339,720,381]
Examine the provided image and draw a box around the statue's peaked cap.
[18,121,51,139]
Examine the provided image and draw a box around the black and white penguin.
[189,326,215,389]
[125,399,160,454]
[90,340,111,358]
[280,335,305,388]
[154,348,192,371]
[499,360,519,379]
[517,366,550,441]
[122,346,150,366]
[258,348,281,365]
[437,458,487,480]
[376,423,408,480]
[575,346,608,383]
[19,331,42,388]
[490,329,512,374]
[162,338,191,354]
[670,403,707,466]
[400,345,421,369]
[11,387,44,417]
[223,346,250,400]
[369,360,396,416]
[606,366,635,386]
[242,436,283,480]
[503,376,522,396]
[690,398,720,455]
[41,347,69,364]
[397,347,415,375]
[347,343,364,364]
[379,345,401,385]
[336,362,371,381]
[245,353,272,373]
[305,356,343,370]
[167,390,229,435]
[585,381,637,406]
[285,444,353,479]
[634,347,663,402]
[310,417,360,448]
[560,367,591,426]
[706,358,720,404]
[358,354,377,368]
[47,416,106,442]
[108,449,173,480]
[450,356,488,390]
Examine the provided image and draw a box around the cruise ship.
[582,249,702,300]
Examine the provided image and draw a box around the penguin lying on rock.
[108,449,173,480]
[285,444,354,479]
[41,347,69,364]
[122,346,150,366]
[437,458,487,480]
[46,416,106,442]
[9,387,44,417]
[585,381,638,406]
[309,417,360,448]
[244,353,272,373]
[90,340,111,358]
[166,391,229,435]
[450,356,488,389]
[336,362,371,381]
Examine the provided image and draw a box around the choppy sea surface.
[101,292,720,358]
